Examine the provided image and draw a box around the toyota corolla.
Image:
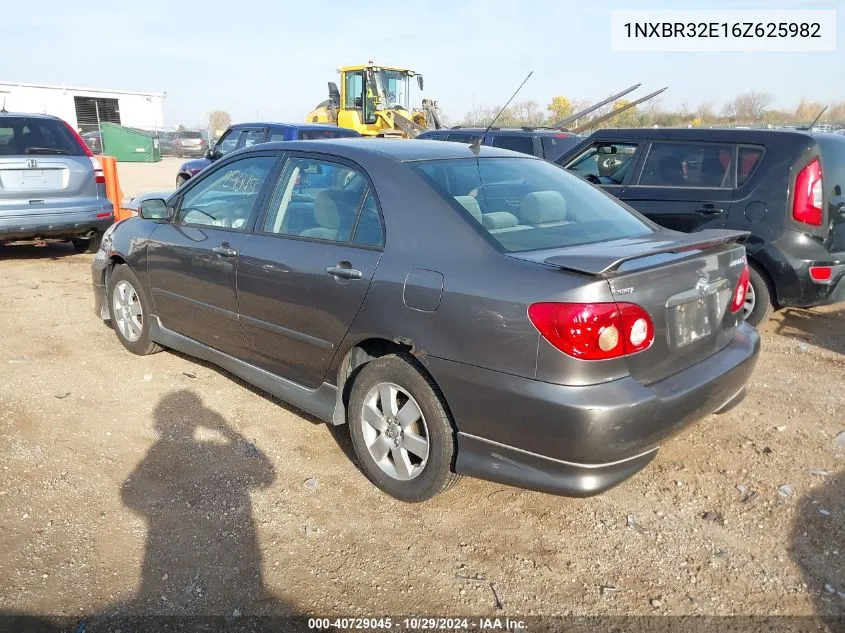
[91,139,760,502]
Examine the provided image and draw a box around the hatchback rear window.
[0,117,86,156]
[410,157,653,252]
[178,131,203,139]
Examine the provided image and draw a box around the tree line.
[452,92,845,130]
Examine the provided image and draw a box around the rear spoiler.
[544,229,750,277]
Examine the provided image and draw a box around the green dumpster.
[100,122,162,163]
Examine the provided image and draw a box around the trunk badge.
[26,159,38,168]
[696,277,710,295]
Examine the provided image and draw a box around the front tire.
[744,263,774,327]
[347,354,460,502]
[106,265,162,356]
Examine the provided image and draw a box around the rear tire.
[744,263,774,327]
[72,233,102,254]
[106,264,162,356]
[347,354,460,502]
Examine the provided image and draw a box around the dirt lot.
[0,160,843,624]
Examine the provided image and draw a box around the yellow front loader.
[306,62,445,138]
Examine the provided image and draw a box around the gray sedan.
[91,139,760,502]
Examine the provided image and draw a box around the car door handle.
[696,205,725,215]
[212,245,238,257]
[326,264,363,280]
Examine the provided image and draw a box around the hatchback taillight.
[793,158,823,226]
[528,302,654,360]
[731,265,750,313]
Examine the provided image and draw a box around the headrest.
[521,191,568,224]
[454,195,483,223]
[482,211,519,230]
[314,191,341,229]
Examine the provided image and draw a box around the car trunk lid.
[519,228,750,385]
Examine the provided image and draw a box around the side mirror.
[204,148,214,160]
[417,75,424,91]
[138,199,169,220]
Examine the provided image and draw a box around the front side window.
[410,157,653,253]
[214,129,242,157]
[177,156,276,230]
[373,70,410,111]
[262,157,370,243]
[638,141,733,188]
[564,142,639,185]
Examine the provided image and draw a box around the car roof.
[584,127,816,143]
[243,137,535,161]
[422,127,574,137]
[0,112,62,121]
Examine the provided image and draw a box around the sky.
[0,0,841,128]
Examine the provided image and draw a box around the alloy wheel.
[112,280,143,342]
[360,382,430,481]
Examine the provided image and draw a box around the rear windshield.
[178,130,203,139]
[297,129,358,140]
[0,117,85,156]
[410,157,653,252]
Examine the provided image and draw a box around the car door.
[146,153,280,359]
[236,154,384,388]
[620,140,735,232]
[560,139,643,200]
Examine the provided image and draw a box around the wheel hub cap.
[385,420,402,446]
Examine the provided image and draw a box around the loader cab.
[336,63,424,136]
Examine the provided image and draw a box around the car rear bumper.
[426,323,760,497]
[754,236,845,308]
[0,203,115,241]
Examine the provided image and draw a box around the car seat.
[300,190,361,241]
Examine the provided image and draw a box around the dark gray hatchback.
[91,139,760,502]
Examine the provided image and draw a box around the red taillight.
[809,266,833,282]
[731,265,750,313]
[89,156,106,184]
[528,302,654,360]
[793,158,823,226]
[63,121,94,157]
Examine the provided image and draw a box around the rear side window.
[639,142,733,188]
[411,157,653,252]
[0,117,86,156]
[737,146,764,186]
[242,129,266,147]
[446,132,480,143]
[298,129,357,140]
[268,129,291,142]
[490,135,535,156]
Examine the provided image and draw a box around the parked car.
[0,113,114,252]
[556,128,845,326]
[173,129,208,158]
[416,127,583,163]
[175,123,361,187]
[82,131,102,154]
[92,139,759,501]
[156,131,176,156]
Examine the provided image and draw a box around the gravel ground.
[0,160,843,624]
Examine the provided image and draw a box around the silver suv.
[0,113,114,252]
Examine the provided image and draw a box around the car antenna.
[469,71,533,155]
[800,105,828,131]
[0,95,7,113]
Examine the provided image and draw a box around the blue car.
[175,123,360,187]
